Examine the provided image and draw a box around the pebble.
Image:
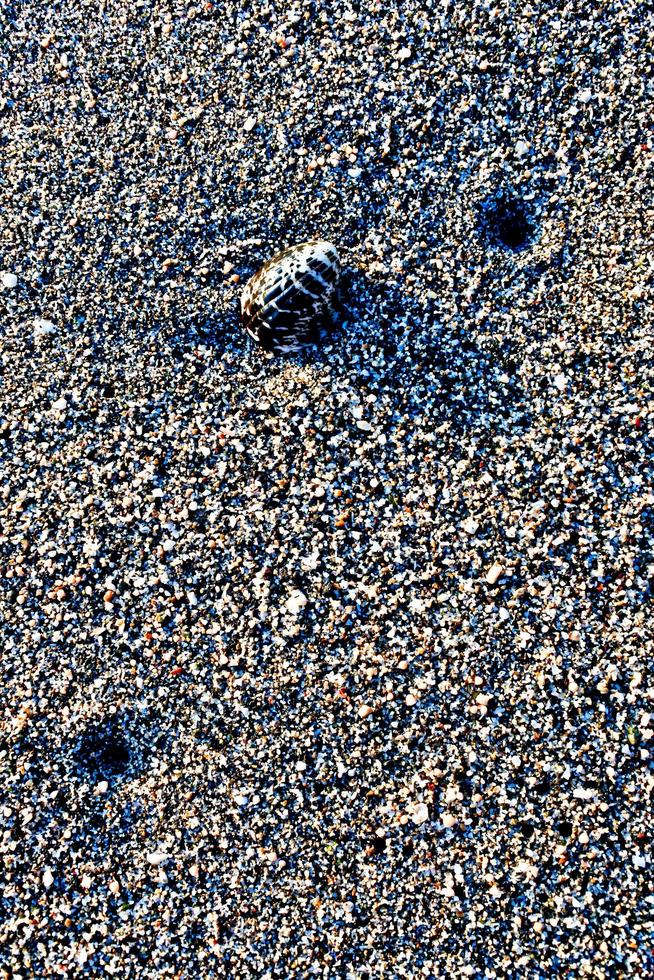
[146,852,170,867]
[410,803,430,825]
[485,562,505,585]
[33,318,56,339]
[1,271,17,289]
[286,590,308,615]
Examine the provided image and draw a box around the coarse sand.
[1,1,653,977]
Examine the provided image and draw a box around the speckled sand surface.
[1,1,653,977]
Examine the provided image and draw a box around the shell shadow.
[330,263,535,439]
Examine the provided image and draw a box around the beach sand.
[1,1,652,976]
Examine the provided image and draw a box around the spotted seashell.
[241,240,340,353]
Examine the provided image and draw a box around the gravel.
[1,0,653,977]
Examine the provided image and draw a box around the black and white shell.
[241,241,340,352]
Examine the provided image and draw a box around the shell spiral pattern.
[241,241,340,353]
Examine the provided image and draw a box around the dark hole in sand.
[76,723,131,777]
[496,208,533,249]
[481,194,536,251]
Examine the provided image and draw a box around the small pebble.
[485,562,505,585]
[146,852,170,867]
[33,318,56,339]
[286,590,308,615]
[411,803,430,825]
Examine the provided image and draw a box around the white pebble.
[33,318,56,339]
[485,562,504,585]
[411,802,430,825]
[1,272,17,289]
[244,115,257,132]
[146,851,170,866]
[43,869,54,889]
[286,590,308,615]
[441,813,456,828]
[357,704,374,719]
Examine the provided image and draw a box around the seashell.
[241,240,340,352]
